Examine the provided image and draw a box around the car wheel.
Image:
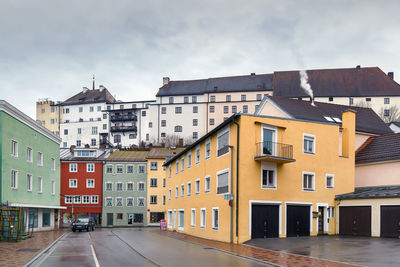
[72,229,76,232]
[79,229,82,232]
[92,226,95,231]
[87,227,90,232]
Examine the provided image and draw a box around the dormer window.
[75,150,96,157]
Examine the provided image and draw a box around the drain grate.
[17,248,40,252]
[203,247,214,250]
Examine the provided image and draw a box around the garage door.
[339,206,371,236]
[286,205,310,237]
[251,205,279,238]
[381,206,400,238]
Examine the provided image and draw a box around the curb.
[23,232,68,267]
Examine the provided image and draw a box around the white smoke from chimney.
[299,70,315,106]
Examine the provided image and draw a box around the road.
[30,228,272,267]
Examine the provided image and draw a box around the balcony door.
[262,127,276,156]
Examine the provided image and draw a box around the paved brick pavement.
[0,229,66,267]
[154,229,360,267]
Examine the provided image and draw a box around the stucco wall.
[355,161,400,187]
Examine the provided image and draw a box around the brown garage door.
[339,206,371,236]
[381,206,400,238]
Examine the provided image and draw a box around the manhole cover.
[18,248,40,252]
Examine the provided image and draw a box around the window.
[181,184,185,197]
[65,108,70,114]
[142,110,146,117]
[114,134,122,143]
[223,106,228,113]
[146,134,150,141]
[176,161,179,174]
[217,169,229,194]
[184,96,189,103]
[83,195,90,204]
[193,119,198,126]
[205,139,211,159]
[87,163,95,172]
[86,179,95,188]
[37,152,43,166]
[51,119,55,124]
[150,195,157,204]
[106,182,112,191]
[200,209,206,228]
[38,177,43,193]
[175,126,182,132]
[243,105,248,113]
[91,139,96,146]
[169,189,172,200]
[226,95,231,102]
[192,96,197,103]
[187,153,192,168]
[181,157,185,171]
[205,176,210,192]
[50,181,55,195]
[169,166,172,178]
[69,179,77,188]
[169,97,174,104]
[27,174,32,191]
[193,106,198,113]
[91,195,98,204]
[257,94,262,101]
[127,182,133,191]
[74,195,81,204]
[69,163,77,172]
[149,122,153,128]
[106,197,113,206]
[116,197,123,206]
[150,162,158,170]
[150,178,158,187]
[232,106,237,113]
[303,134,315,154]
[303,172,315,191]
[65,196,72,204]
[51,107,55,113]
[175,107,182,114]
[129,133,136,139]
[51,158,56,171]
[328,207,335,218]
[79,107,83,112]
[127,197,134,206]
[366,97,371,102]
[161,107,167,114]
[209,119,215,125]
[106,165,113,173]
[178,210,185,230]
[92,126,98,135]
[103,113,107,119]
[103,124,107,130]
[217,130,229,157]
[76,140,81,147]
[27,147,32,162]
[193,132,198,139]
[212,208,219,230]
[163,195,166,205]
[139,165,145,173]
[117,165,123,173]
[195,146,200,164]
[138,198,145,206]
[120,105,124,110]
[384,98,390,104]
[384,109,390,116]
[329,97,334,101]
[11,170,18,189]
[90,106,94,112]
[41,108,45,113]
[107,106,111,110]
[349,97,354,105]
[161,120,166,127]
[90,118,93,121]
[210,95,215,102]
[262,169,275,188]
[117,182,123,191]
[163,178,166,187]
[326,174,334,188]
[187,182,192,196]
[241,94,246,101]
[175,186,179,198]
[195,179,200,194]
[209,106,215,113]
[191,209,196,227]
[138,182,145,191]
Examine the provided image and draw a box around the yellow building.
[146,147,185,225]
[36,98,61,135]
[162,96,390,244]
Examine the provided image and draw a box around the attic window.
[332,117,342,123]
[94,96,100,100]
[79,97,86,102]
[323,116,334,122]
[329,97,333,102]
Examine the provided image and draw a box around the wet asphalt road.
[31,228,271,267]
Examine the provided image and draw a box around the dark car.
[71,218,95,232]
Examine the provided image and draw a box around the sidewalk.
[0,229,66,267]
[154,229,359,267]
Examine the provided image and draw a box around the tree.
[379,105,400,123]
[354,100,371,108]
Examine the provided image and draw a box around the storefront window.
[42,209,51,227]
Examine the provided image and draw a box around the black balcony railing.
[110,125,138,132]
[110,114,137,122]
[255,141,294,162]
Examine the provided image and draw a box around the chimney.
[341,109,356,158]
[85,144,90,148]
[178,138,184,147]
[70,145,76,153]
[99,85,106,91]
[82,86,89,93]
[163,77,170,85]
[388,72,394,79]
[356,65,361,69]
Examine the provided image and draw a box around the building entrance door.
[107,213,113,226]
[318,207,324,234]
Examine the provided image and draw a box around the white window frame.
[86,163,95,172]
[116,165,124,173]
[200,208,206,229]
[51,158,56,171]
[326,174,334,189]
[167,210,173,228]
[181,184,185,197]
[205,175,211,193]
[195,146,200,164]
[216,168,230,195]
[116,182,123,191]
[69,179,77,188]
[195,179,200,194]
[175,186,179,198]
[86,179,95,188]
[69,163,77,172]
[261,166,277,189]
[150,195,157,204]
[11,170,18,189]
[106,165,113,174]
[191,208,196,227]
[51,180,55,195]
[106,197,113,206]
[37,152,43,166]
[187,152,192,168]
[178,209,185,230]
[91,195,99,204]
[150,162,158,170]
[27,174,32,192]
[302,171,315,191]
[27,147,33,162]
[205,138,211,159]
[138,182,145,191]
[212,207,219,230]
[127,165,134,173]
[65,195,73,204]
[82,195,90,204]
[169,189,172,200]
[137,197,145,206]
[217,128,230,158]
[150,178,158,187]
[127,182,134,191]
[126,197,134,206]
[106,182,113,191]
[116,197,123,206]
[11,140,18,157]
[38,177,43,193]
[303,133,316,155]
[181,157,184,172]
[187,182,192,196]
[176,161,179,174]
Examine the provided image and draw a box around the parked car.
[71,218,95,232]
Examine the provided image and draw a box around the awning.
[9,203,67,209]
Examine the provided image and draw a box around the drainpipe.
[228,145,234,243]
[232,118,240,242]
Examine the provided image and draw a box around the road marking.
[90,244,100,267]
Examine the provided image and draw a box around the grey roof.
[60,148,114,161]
[61,88,116,105]
[336,186,400,200]
[156,74,273,96]
[356,133,400,164]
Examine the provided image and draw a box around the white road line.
[90,244,100,267]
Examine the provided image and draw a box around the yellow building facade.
[164,111,355,244]
[36,99,61,135]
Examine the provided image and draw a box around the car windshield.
[76,218,89,223]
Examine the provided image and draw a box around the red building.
[60,147,111,225]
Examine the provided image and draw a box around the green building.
[0,100,63,234]
[102,150,149,227]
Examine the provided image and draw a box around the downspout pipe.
[228,145,234,243]
[232,118,240,242]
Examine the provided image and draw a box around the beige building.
[36,98,62,135]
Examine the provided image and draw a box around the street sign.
[160,219,167,230]
[224,194,234,200]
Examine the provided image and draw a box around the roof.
[389,121,400,128]
[356,133,400,164]
[156,74,273,96]
[105,150,149,162]
[147,147,186,159]
[61,88,116,105]
[273,67,400,98]
[265,96,392,135]
[336,186,400,200]
[60,148,113,161]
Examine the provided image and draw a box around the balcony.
[110,125,138,132]
[254,141,295,163]
[110,114,137,122]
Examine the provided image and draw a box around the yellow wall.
[36,100,61,134]
[147,157,167,223]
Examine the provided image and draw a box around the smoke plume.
[299,70,314,100]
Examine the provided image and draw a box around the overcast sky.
[1,0,400,118]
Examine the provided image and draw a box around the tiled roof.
[336,186,400,200]
[60,148,113,161]
[61,88,116,105]
[156,74,273,96]
[147,147,186,159]
[266,96,392,135]
[105,150,149,162]
[273,67,400,97]
[356,133,400,164]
